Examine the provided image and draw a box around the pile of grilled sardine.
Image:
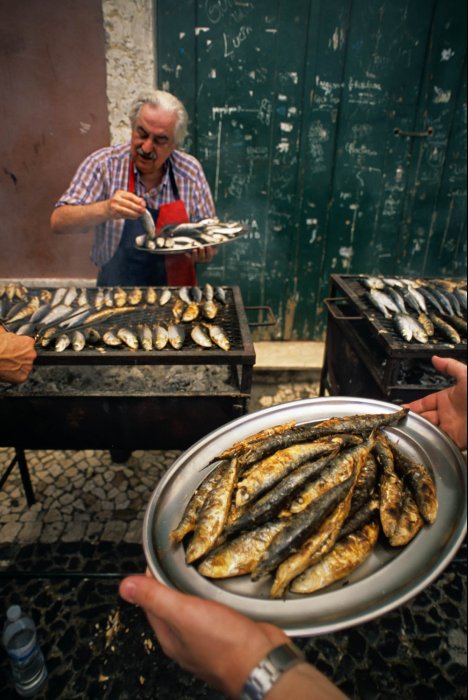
[0,283,231,352]
[359,276,467,345]
[170,408,438,598]
[135,217,246,252]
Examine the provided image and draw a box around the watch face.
[269,643,304,671]
[239,644,305,700]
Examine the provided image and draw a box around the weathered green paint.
[156,0,467,339]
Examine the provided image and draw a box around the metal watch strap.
[239,642,306,700]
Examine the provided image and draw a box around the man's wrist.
[238,642,306,700]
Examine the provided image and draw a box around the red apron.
[130,160,197,287]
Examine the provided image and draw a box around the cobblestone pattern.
[0,542,465,699]
[0,378,320,545]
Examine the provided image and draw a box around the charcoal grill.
[320,274,467,403]
[0,283,258,504]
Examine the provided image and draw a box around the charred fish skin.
[453,286,467,312]
[71,330,86,352]
[191,324,212,348]
[185,458,240,564]
[339,498,380,540]
[154,323,169,350]
[389,443,438,524]
[146,287,158,305]
[417,313,435,337]
[117,327,139,350]
[367,289,399,318]
[270,482,357,599]
[444,314,467,337]
[7,297,40,324]
[204,283,214,301]
[94,288,105,310]
[431,286,455,316]
[417,286,446,316]
[205,324,230,351]
[128,287,143,306]
[348,454,378,518]
[251,476,354,582]
[394,313,429,344]
[202,300,218,320]
[54,333,71,353]
[235,439,344,509]
[429,313,461,344]
[40,303,77,327]
[290,520,379,595]
[168,322,185,350]
[197,520,286,579]
[214,286,227,305]
[170,463,226,544]
[159,288,172,306]
[178,286,192,304]
[102,329,123,347]
[137,323,153,351]
[51,287,68,307]
[225,449,341,537]
[172,298,185,322]
[114,287,127,308]
[374,432,403,539]
[236,409,408,472]
[389,486,423,547]
[385,287,407,314]
[182,301,200,322]
[288,433,376,515]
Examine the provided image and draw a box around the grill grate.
[330,275,467,357]
[1,286,254,366]
[320,274,467,403]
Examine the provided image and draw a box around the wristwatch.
[239,642,306,700]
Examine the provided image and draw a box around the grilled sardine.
[290,520,379,594]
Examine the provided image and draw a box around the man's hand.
[119,574,288,698]
[106,190,147,221]
[404,356,467,450]
[189,245,218,264]
[0,328,37,384]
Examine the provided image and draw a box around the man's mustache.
[136,147,156,161]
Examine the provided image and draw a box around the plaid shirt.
[54,144,216,267]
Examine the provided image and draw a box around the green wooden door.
[156,0,466,339]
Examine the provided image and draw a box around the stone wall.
[102,0,156,145]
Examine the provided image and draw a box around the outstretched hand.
[119,574,287,698]
[404,356,467,449]
[119,574,347,700]
[0,327,37,384]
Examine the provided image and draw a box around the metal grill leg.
[0,447,35,507]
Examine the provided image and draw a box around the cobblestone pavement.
[0,375,320,546]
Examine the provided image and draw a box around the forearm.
[50,202,111,234]
[263,662,348,700]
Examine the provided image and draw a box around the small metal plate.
[143,397,467,636]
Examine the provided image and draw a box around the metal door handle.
[245,305,277,327]
[324,297,363,321]
[394,127,433,138]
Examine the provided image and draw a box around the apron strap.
[127,156,196,286]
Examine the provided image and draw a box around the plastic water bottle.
[2,605,48,697]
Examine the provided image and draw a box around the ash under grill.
[320,274,467,403]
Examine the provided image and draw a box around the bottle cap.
[6,605,22,623]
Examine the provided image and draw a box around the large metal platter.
[143,397,467,636]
